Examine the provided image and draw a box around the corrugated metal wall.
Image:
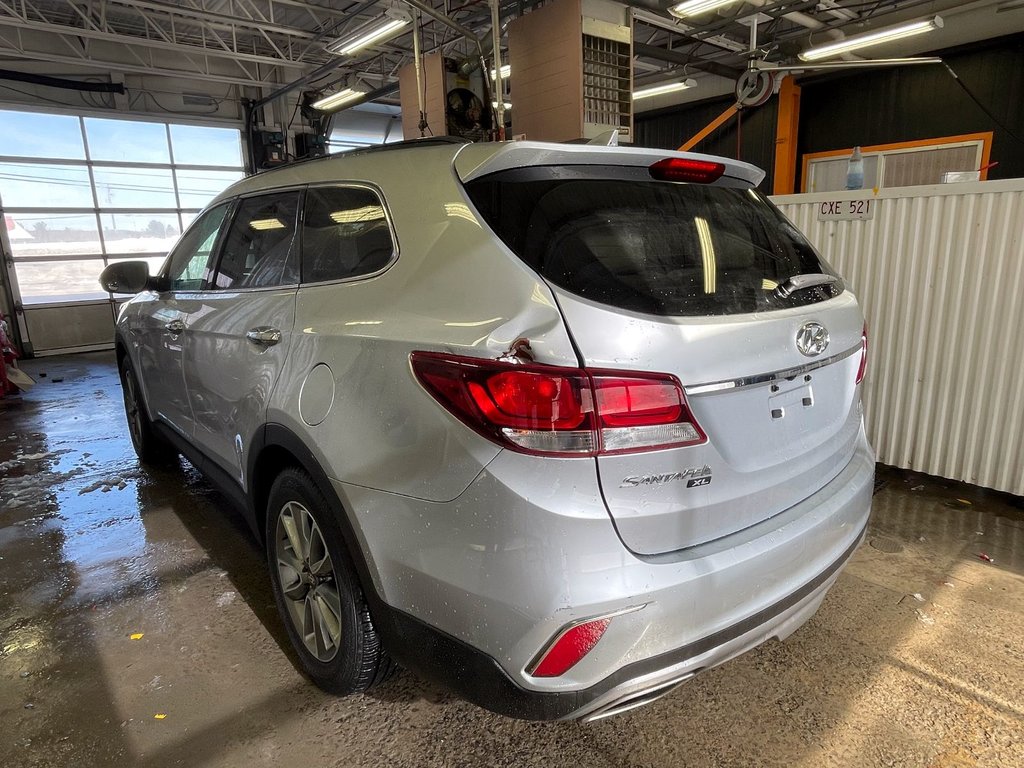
[773,179,1024,496]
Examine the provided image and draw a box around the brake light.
[649,157,726,184]
[529,617,611,678]
[856,323,868,385]
[410,352,706,456]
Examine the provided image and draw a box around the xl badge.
[796,322,829,357]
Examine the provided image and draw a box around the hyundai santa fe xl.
[100,137,873,722]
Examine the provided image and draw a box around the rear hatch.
[460,146,866,555]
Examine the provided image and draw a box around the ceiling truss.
[0,0,1012,100]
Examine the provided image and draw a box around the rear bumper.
[376,515,866,721]
[339,429,874,720]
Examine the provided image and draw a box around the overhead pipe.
[753,57,942,72]
[400,0,484,49]
[633,42,742,79]
[626,0,859,63]
[744,0,861,60]
[490,0,505,136]
[397,0,503,135]
[412,8,428,136]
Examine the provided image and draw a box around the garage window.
[0,108,244,305]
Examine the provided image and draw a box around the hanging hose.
[943,61,1024,148]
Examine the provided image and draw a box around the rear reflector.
[410,352,706,456]
[649,157,726,184]
[856,323,868,385]
[529,618,611,678]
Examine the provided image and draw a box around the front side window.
[214,192,301,289]
[465,168,841,317]
[301,186,394,283]
[164,203,230,291]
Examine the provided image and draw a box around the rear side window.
[301,186,394,283]
[464,169,841,316]
[214,192,300,289]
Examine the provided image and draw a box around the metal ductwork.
[633,42,742,78]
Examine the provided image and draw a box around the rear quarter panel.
[267,148,581,502]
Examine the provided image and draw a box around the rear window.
[464,167,841,316]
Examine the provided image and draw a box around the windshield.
[464,168,842,317]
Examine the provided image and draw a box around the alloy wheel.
[275,501,343,662]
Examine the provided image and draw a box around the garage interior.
[1,1,1023,766]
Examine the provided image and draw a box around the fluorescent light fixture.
[491,101,513,110]
[311,87,368,111]
[668,0,740,19]
[489,64,511,80]
[325,8,412,56]
[633,78,697,99]
[249,218,285,231]
[799,16,943,61]
[329,206,385,224]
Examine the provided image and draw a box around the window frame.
[298,181,399,287]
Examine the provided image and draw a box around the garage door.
[0,108,244,355]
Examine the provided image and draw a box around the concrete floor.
[1,352,1022,768]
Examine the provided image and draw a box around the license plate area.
[769,377,814,421]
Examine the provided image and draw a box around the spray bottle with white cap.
[846,146,864,190]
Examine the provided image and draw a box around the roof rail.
[258,136,472,175]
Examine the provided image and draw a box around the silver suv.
[101,138,873,722]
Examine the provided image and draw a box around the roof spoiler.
[455,140,764,186]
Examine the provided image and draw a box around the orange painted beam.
[678,104,738,152]
[773,76,801,195]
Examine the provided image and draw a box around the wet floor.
[1,351,1022,768]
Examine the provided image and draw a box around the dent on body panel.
[378,175,579,367]
[277,157,581,500]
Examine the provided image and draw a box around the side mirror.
[99,261,157,294]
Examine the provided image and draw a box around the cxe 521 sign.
[817,199,875,221]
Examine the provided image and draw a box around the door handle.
[165,319,185,334]
[246,326,282,347]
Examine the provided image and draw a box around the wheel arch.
[248,424,384,605]
[113,332,153,423]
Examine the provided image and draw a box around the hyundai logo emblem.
[796,322,829,357]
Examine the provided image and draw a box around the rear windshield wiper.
[774,273,841,299]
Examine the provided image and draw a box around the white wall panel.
[774,179,1024,496]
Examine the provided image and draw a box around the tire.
[266,467,396,694]
[119,357,178,466]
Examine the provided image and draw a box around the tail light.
[649,157,725,184]
[856,323,868,385]
[410,352,706,457]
